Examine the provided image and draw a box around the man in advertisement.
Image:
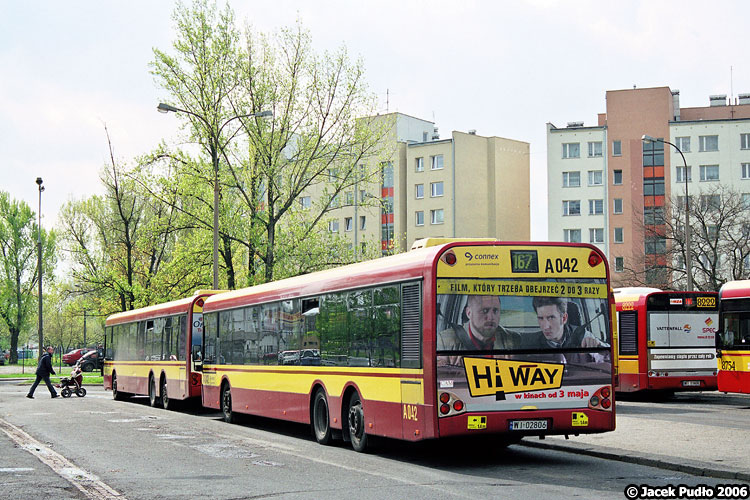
[438,295,520,364]
[523,296,607,349]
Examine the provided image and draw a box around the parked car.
[62,348,95,366]
[299,349,321,366]
[77,349,103,372]
[278,350,300,365]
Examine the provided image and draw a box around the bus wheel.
[112,374,127,401]
[161,377,171,410]
[221,385,234,423]
[347,392,368,452]
[312,389,331,445]
[149,376,162,408]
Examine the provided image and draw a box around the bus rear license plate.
[682,380,700,387]
[509,419,547,431]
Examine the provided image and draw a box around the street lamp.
[157,103,272,289]
[642,135,692,291]
[35,177,45,353]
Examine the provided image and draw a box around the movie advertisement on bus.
[435,277,612,413]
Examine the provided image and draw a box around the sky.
[1,0,748,241]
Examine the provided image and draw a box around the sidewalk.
[521,413,750,481]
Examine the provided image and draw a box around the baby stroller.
[59,359,87,398]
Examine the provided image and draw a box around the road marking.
[0,417,125,499]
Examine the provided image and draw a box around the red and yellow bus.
[613,288,718,394]
[717,280,750,394]
[199,241,615,452]
[103,292,216,408]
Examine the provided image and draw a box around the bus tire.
[347,392,368,452]
[161,376,174,411]
[221,384,235,423]
[112,373,128,401]
[312,389,332,445]
[149,375,162,408]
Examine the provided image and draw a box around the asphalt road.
[1,382,748,500]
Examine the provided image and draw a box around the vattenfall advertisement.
[435,245,612,414]
[647,312,718,371]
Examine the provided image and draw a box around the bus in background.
[103,291,217,408]
[613,288,718,394]
[200,241,615,452]
[717,280,750,394]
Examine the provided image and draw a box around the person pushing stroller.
[58,356,87,398]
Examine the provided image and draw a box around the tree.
[59,128,205,314]
[0,192,55,364]
[150,1,390,288]
[622,185,750,291]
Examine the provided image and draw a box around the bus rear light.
[589,386,613,411]
[440,404,450,415]
[453,400,464,412]
[588,251,602,267]
[648,371,655,377]
[589,395,600,407]
[440,392,450,404]
[601,398,611,409]
[601,387,610,398]
[443,252,457,266]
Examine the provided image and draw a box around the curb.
[519,439,750,482]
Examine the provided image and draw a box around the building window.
[705,224,719,239]
[344,217,353,231]
[612,140,622,156]
[381,162,394,188]
[300,196,311,209]
[613,170,623,185]
[613,198,623,214]
[589,228,604,243]
[328,168,338,182]
[699,165,719,181]
[743,193,750,209]
[328,220,339,232]
[699,135,719,152]
[430,209,444,225]
[645,237,667,255]
[562,143,580,159]
[642,139,664,167]
[563,171,581,187]
[431,155,444,170]
[614,227,624,243]
[614,257,624,272]
[415,184,424,199]
[676,166,692,183]
[588,199,604,215]
[415,157,424,172]
[360,216,366,230]
[359,190,367,202]
[415,211,424,226]
[643,178,665,196]
[700,194,721,211]
[644,207,665,225]
[588,170,603,186]
[345,191,354,205]
[742,133,750,150]
[563,200,581,216]
[588,141,603,158]
[742,163,750,180]
[430,182,444,197]
[563,229,581,243]
[675,137,691,153]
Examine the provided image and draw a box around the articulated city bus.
[717,280,750,394]
[199,241,615,452]
[103,292,217,408]
[613,288,718,394]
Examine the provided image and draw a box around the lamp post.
[642,135,692,291]
[35,177,45,353]
[157,103,272,289]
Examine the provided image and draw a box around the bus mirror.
[716,350,722,358]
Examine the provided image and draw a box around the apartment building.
[327,112,530,253]
[548,86,750,287]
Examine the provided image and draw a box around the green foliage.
[0,191,56,363]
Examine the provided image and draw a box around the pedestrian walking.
[26,346,59,399]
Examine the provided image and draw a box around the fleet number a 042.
[545,258,578,273]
